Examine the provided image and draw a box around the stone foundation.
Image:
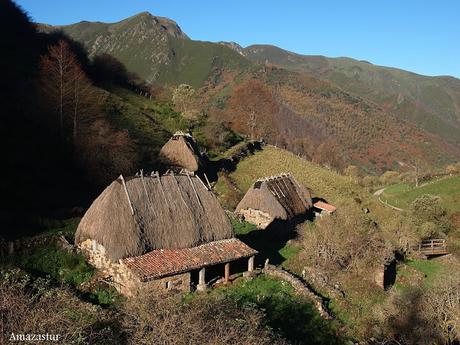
[240,208,274,229]
[79,239,191,296]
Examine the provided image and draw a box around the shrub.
[0,269,123,345]
[379,170,400,185]
[409,194,450,238]
[122,291,287,345]
[301,206,390,274]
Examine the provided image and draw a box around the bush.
[409,194,450,238]
[0,269,123,345]
[122,290,287,345]
[379,170,400,185]
[301,206,390,274]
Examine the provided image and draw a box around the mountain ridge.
[239,44,460,146]
[37,12,460,171]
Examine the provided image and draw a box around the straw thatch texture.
[76,174,233,261]
[158,133,204,172]
[236,174,312,220]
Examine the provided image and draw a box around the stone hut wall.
[79,239,191,296]
[240,208,274,229]
[141,273,191,294]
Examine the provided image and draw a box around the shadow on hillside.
[204,141,263,182]
[237,214,312,267]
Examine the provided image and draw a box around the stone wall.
[0,233,74,256]
[263,264,333,319]
[141,272,191,294]
[240,208,273,229]
[79,239,191,296]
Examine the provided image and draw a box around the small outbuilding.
[313,200,337,216]
[158,131,205,172]
[235,173,313,229]
[76,172,257,296]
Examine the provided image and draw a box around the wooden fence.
[418,239,448,256]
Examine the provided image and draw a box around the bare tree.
[39,39,99,142]
[70,61,98,142]
[172,84,197,119]
[39,40,76,135]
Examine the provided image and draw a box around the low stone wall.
[0,233,75,257]
[263,265,333,319]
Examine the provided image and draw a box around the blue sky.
[15,0,460,78]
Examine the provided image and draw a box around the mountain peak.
[218,41,245,56]
[121,11,188,39]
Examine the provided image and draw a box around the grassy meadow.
[380,175,460,212]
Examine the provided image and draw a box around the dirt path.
[373,187,404,211]
[373,188,386,197]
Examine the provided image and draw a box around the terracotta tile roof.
[313,201,337,213]
[122,239,258,282]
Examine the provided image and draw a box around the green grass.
[4,243,94,287]
[278,245,302,261]
[214,146,395,227]
[395,259,446,291]
[211,275,344,345]
[231,218,257,235]
[406,259,445,288]
[381,175,460,212]
[217,146,367,207]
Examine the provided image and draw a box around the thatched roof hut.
[235,173,312,228]
[158,132,205,172]
[76,173,233,261]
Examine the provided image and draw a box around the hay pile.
[75,173,233,261]
[236,173,312,220]
[158,132,204,172]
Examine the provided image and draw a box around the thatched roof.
[235,173,312,220]
[123,238,257,281]
[158,132,204,172]
[76,173,233,261]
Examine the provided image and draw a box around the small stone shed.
[313,200,337,216]
[235,173,313,229]
[75,172,257,296]
[158,131,205,172]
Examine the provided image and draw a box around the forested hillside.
[242,44,460,147]
[40,14,460,174]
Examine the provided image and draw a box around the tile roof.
[313,201,337,213]
[122,239,258,281]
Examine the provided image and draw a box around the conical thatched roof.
[76,173,233,261]
[158,132,204,172]
[236,173,312,220]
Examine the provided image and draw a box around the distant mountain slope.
[38,12,251,87]
[38,13,460,172]
[242,44,460,146]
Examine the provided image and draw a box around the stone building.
[75,172,257,296]
[312,200,337,216]
[235,173,313,229]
